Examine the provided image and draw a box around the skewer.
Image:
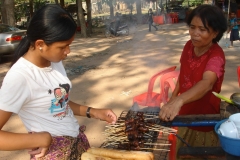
[123,119,177,131]
[105,137,127,142]
[104,126,176,137]
[117,119,125,122]
[112,122,124,126]
[140,148,170,151]
[150,125,177,132]
[102,111,178,152]
[144,143,171,146]
[106,124,177,132]
[144,133,152,137]
[145,117,159,120]
[143,115,159,117]
[120,141,171,146]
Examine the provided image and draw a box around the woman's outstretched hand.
[159,97,183,121]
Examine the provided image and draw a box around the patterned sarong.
[30,125,90,160]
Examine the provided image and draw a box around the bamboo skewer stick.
[145,117,159,120]
[144,133,152,137]
[144,143,171,146]
[120,141,171,146]
[106,124,176,133]
[102,112,178,152]
[107,121,177,132]
[140,148,170,151]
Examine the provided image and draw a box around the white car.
[0,24,26,56]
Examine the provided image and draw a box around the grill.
[100,102,233,160]
[101,104,174,160]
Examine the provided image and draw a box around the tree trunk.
[136,0,142,24]
[110,3,114,19]
[86,0,92,34]
[29,0,34,18]
[60,0,65,7]
[77,0,87,37]
[0,0,15,26]
[55,0,59,4]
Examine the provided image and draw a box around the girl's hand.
[29,147,49,159]
[28,132,52,159]
[92,108,117,124]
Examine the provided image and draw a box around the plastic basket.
[215,119,240,156]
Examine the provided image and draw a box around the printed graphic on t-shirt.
[49,83,73,120]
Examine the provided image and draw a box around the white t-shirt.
[0,57,79,137]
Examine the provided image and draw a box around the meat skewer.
[102,111,177,152]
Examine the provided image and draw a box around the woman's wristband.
[86,107,92,118]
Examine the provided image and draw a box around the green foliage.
[182,0,203,7]
[15,0,50,22]
[15,2,29,21]
[34,0,48,10]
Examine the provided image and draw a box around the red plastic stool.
[172,13,179,23]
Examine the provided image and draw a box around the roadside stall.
[81,100,240,160]
[81,66,240,160]
[153,0,185,25]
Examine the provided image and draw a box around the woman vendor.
[159,4,228,159]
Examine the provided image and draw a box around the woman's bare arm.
[159,70,217,121]
[68,101,88,117]
[0,110,52,151]
[169,78,180,100]
[68,101,117,124]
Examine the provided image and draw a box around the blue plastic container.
[215,119,240,156]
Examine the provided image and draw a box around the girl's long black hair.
[12,4,77,66]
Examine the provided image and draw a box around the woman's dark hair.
[186,5,227,43]
[12,4,77,65]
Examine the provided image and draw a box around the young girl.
[0,4,117,160]
[228,11,240,48]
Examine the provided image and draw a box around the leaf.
[212,92,234,104]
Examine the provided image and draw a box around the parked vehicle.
[0,24,26,57]
[105,22,129,37]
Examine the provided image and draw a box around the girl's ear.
[35,40,45,49]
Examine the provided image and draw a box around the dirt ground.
[0,22,240,160]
